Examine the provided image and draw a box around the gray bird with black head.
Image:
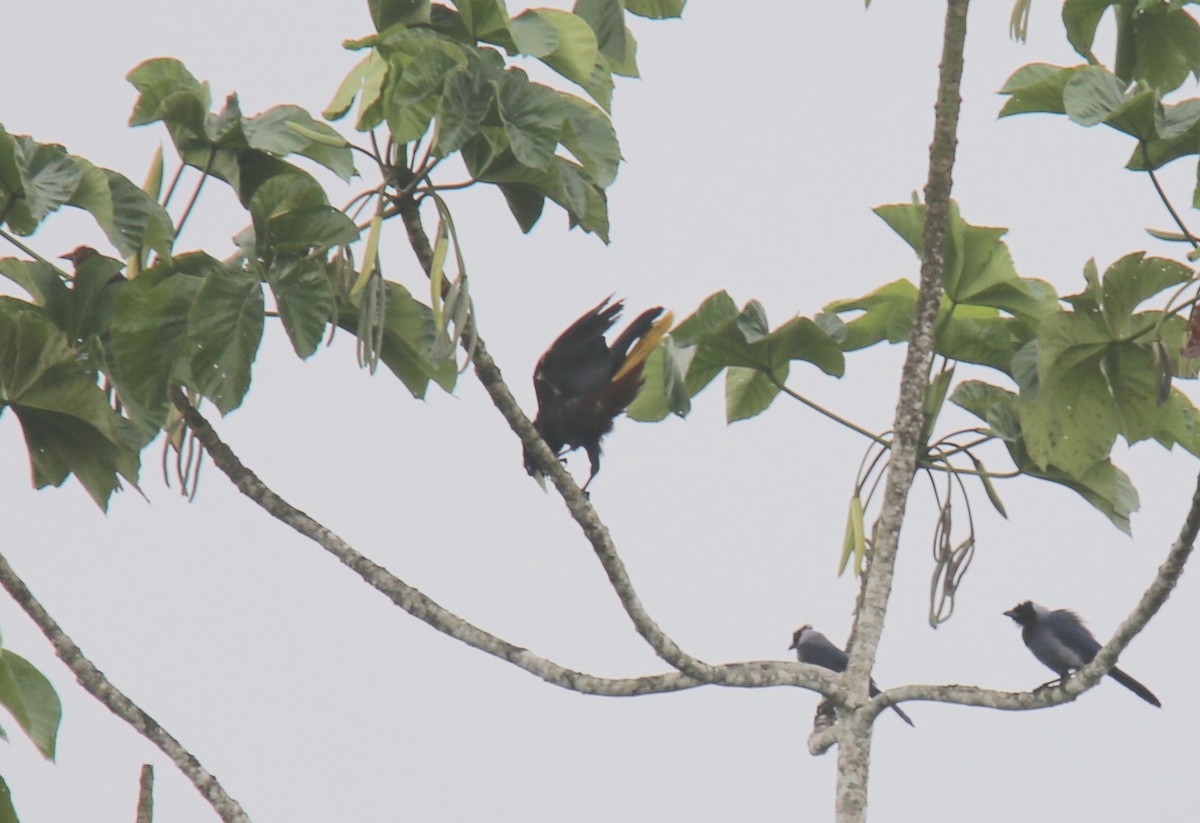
[788,626,914,726]
[1003,600,1161,708]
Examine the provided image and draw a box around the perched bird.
[59,245,100,269]
[1003,600,1161,707]
[788,625,914,726]
[524,297,673,490]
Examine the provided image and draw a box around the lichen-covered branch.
[835,1,971,820]
[171,388,837,697]
[396,195,736,686]
[809,466,1200,756]
[0,551,250,823]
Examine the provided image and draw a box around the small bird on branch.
[1004,600,1161,707]
[789,625,915,727]
[59,245,100,270]
[524,297,673,491]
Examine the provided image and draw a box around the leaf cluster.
[634,200,1200,534]
[325,0,675,240]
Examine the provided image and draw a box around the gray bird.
[1003,600,1161,708]
[788,625,914,726]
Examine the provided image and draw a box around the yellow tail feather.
[612,311,674,383]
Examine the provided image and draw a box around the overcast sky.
[3,2,1199,821]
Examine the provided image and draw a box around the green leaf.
[950,380,1022,441]
[1128,99,1200,170]
[1062,66,1158,138]
[467,140,608,239]
[559,94,620,186]
[921,366,955,448]
[12,137,82,226]
[243,105,355,181]
[0,650,61,760]
[495,184,546,232]
[267,258,334,358]
[108,260,206,428]
[0,259,68,309]
[1105,342,1165,444]
[337,282,456,397]
[1154,387,1200,456]
[621,343,667,422]
[126,57,210,126]
[670,290,739,346]
[386,38,467,143]
[0,303,140,508]
[88,169,175,258]
[496,70,565,170]
[768,315,845,377]
[0,776,16,823]
[351,52,391,131]
[454,0,511,41]
[1062,0,1115,62]
[370,0,432,31]
[1097,252,1192,338]
[575,0,627,63]
[684,302,842,416]
[324,53,376,121]
[1132,6,1200,92]
[998,63,1080,117]
[938,310,1022,373]
[1022,314,1118,475]
[528,9,600,89]
[726,365,780,422]
[186,264,265,414]
[625,0,685,18]
[511,10,559,56]
[1010,441,1139,533]
[823,280,918,351]
[436,67,495,155]
[264,206,360,254]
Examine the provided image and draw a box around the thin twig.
[136,764,154,823]
[771,377,891,446]
[1141,140,1199,249]
[174,148,216,238]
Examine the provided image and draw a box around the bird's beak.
[786,640,796,651]
[1002,608,1017,619]
[532,471,547,492]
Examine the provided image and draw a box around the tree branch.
[170,388,839,697]
[393,195,738,686]
[0,550,250,823]
[810,465,1200,754]
[836,1,970,817]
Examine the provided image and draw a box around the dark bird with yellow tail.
[524,297,673,491]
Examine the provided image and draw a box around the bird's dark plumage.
[524,297,672,490]
[1004,600,1161,707]
[788,625,914,727]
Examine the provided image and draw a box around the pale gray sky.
[2,2,1198,821]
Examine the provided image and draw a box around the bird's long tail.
[869,680,915,727]
[1108,666,1162,707]
[888,702,915,727]
[612,311,674,382]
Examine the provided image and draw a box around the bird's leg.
[581,445,601,493]
[1033,674,1070,692]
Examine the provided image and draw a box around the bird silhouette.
[789,625,914,726]
[524,297,672,491]
[1004,600,1160,707]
